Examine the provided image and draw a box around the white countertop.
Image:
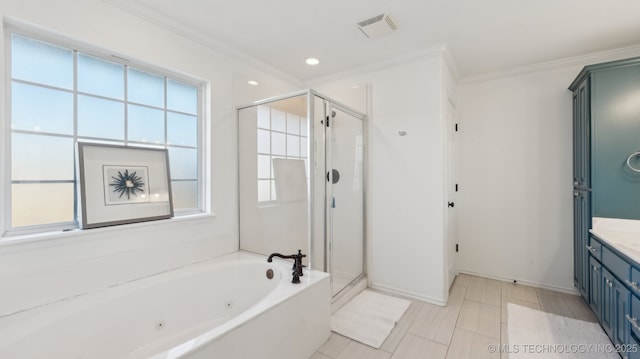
[590,217,640,264]
[590,228,640,264]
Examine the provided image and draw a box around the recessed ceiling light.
[248,80,259,86]
[305,58,320,66]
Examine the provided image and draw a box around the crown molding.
[103,0,640,89]
[305,45,448,87]
[101,0,303,87]
[460,43,640,84]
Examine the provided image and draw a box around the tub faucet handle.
[291,270,301,284]
[293,249,307,278]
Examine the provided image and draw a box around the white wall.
[455,52,640,291]
[313,51,449,304]
[0,0,299,316]
[456,67,577,291]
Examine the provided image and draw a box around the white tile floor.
[310,274,598,359]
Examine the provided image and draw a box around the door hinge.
[326,116,330,127]
[455,123,459,132]
[455,244,459,252]
[455,184,459,192]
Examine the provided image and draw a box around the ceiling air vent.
[357,13,397,39]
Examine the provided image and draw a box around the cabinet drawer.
[603,246,631,282]
[631,295,640,344]
[588,236,603,261]
[629,268,640,296]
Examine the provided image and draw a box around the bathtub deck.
[0,251,330,359]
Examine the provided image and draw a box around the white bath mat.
[331,290,410,349]
[507,303,618,359]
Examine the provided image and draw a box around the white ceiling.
[105,0,640,82]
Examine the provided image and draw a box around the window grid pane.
[11,34,73,90]
[171,180,198,210]
[77,53,124,100]
[128,104,165,144]
[11,133,75,181]
[11,183,75,227]
[9,33,203,231]
[127,68,164,107]
[167,79,198,115]
[11,81,74,135]
[77,95,125,140]
[257,108,308,203]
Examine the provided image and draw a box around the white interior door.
[446,101,458,287]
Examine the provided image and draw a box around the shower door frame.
[236,89,368,299]
[322,98,367,298]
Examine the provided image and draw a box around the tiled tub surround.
[0,251,330,359]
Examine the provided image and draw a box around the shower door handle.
[327,169,340,184]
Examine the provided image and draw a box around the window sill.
[0,212,216,248]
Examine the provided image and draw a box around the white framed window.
[5,30,205,234]
[256,105,308,202]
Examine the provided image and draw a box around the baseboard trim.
[368,282,447,306]
[456,270,580,295]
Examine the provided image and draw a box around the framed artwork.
[78,142,173,229]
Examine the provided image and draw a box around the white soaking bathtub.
[0,251,331,359]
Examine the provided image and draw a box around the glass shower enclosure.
[237,90,366,298]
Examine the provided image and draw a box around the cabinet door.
[628,331,640,359]
[592,66,640,219]
[590,256,602,319]
[573,89,580,186]
[602,268,615,338]
[615,277,631,346]
[573,79,591,189]
[575,190,591,299]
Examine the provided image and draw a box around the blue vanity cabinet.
[614,278,631,347]
[588,236,603,318]
[601,260,631,347]
[629,334,640,359]
[603,246,632,346]
[602,267,615,337]
[575,190,591,299]
[590,233,640,354]
[589,255,602,319]
[572,77,590,190]
[570,57,640,220]
[629,294,640,358]
[603,246,631,286]
[571,72,592,301]
[570,57,640,302]
[571,57,640,354]
[587,236,602,261]
[630,268,640,298]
